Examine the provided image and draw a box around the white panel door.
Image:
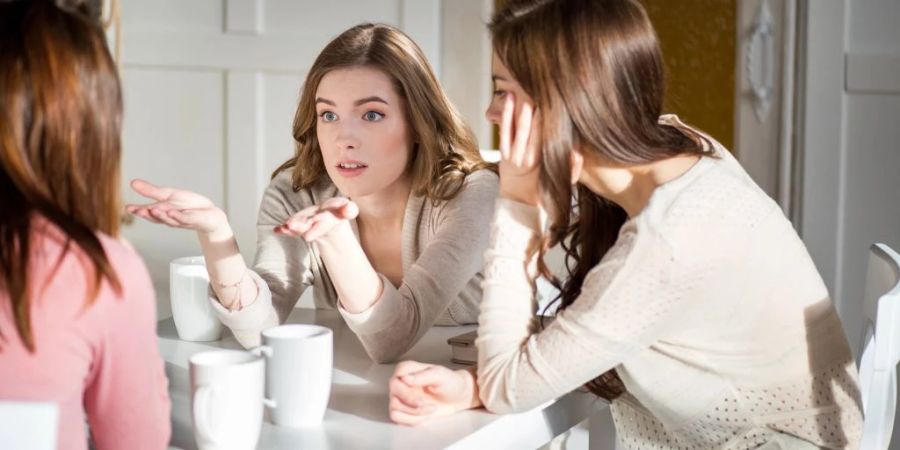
[117,0,441,318]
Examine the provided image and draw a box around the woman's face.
[485,52,534,125]
[315,66,412,198]
[486,52,587,186]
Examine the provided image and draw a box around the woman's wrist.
[198,218,234,243]
[458,367,482,410]
[499,186,540,207]
[309,220,355,249]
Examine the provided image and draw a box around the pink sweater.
[0,222,171,450]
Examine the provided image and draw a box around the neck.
[352,175,411,230]
[580,153,701,218]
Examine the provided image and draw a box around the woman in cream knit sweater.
[127,24,498,362]
[388,1,864,448]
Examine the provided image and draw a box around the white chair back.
[0,401,58,450]
[859,243,900,450]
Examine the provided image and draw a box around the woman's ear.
[569,149,584,185]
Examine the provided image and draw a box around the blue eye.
[320,111,338,122]
[493,90,507,98]
[363,111,385,121]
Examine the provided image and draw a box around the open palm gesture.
[274,197,359,243]
[125,179,227,234]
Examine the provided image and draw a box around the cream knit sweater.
[476,117,864,449]
[209,169,498,362]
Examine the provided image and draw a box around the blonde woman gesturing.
[128,24,498,362]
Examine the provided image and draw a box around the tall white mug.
[170,256,223,341]
[189,350,269,450]
[252,324,333,427]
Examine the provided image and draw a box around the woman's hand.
[273,197,359,243]
[126,179,228,235]
[388,361,481,426]
[498,94,542,207]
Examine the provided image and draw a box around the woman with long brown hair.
[0,1,170,449]
[389,0,864,448]
[127,23,498,362]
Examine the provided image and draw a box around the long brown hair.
[0,0,123,352]
[490,0,714,400]
[275,23,494,201]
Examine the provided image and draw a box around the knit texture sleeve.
[208,171,316,348]
[477,199,685,414]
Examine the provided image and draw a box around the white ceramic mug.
[189,350,270,450]
[251,324,333,427]
[170,256,223,341]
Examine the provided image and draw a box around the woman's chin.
[333,181,375,200]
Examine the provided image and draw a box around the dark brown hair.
[490,0,713,400]
[275,23,495,201]
[0,0,123,351]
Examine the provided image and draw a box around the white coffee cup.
[170,256,223,341]
[189,350,270,450]
[251,324,333,427]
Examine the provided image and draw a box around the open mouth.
[335,161,368,178]
[337,162,368,169]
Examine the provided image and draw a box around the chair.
[0,401,58,450]
[859,243,900,450]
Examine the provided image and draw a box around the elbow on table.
[476,369,520,414]
[479,391,519,415]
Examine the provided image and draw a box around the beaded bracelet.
[212,270,248,311]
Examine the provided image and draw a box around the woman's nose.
[334,123,360,150]
[485,101,501,125]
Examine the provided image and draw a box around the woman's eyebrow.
[354,96,389,106]
[314,96,389,106]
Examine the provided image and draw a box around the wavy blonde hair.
[275,23,494,201]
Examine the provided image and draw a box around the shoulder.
[422,169,498,231]
[654,153,777,235]
[440,169,498,214]
[454,169,499,203]
[465,168,499,187]
[642,154,780,272]
[32,223,155,314]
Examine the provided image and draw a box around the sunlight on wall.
[641,0,736,151]
[489,0,736,152]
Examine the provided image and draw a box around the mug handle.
[249,346,278,411]
[249,345,272,358]
[193,384,219,445]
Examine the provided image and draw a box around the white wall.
[799,1,900,447]
[115,0,493,318]
[800,0,900,350]
[840,0,900,347]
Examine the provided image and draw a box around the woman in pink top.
[0,1,170,449]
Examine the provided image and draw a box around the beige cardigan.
[210,169,498,362]
[477,116,864,449]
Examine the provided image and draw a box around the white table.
[159,308,608,449]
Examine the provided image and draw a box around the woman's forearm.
[197,224,257,309]
[314,223,383,313]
